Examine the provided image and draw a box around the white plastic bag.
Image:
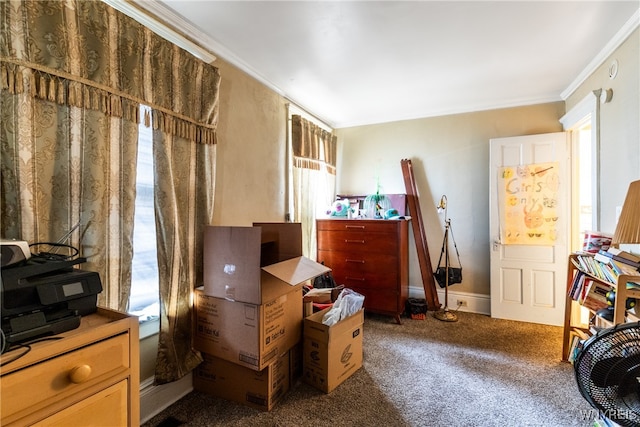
[322,288,365,326]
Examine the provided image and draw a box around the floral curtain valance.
[0,0,220,144]
[291,114,337,174]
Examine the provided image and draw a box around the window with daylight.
[128,105,160,323]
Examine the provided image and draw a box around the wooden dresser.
[316,219,409,323]
[0,308,140,426]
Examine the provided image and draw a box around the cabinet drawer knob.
[345,225,365,229]
[344,239,365,244]
[346,259,365,264]
[69,364,92,384]
[346,276,365,282]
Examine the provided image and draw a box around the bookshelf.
[562,252,640,362]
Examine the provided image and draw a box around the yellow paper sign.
[498,162,559,245]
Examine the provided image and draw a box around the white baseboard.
[409,285,490,315]
[140,373,193,425]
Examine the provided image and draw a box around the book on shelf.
[606,247,640,265]
[574,253,615,283]
[627,281,640,291]
[569,270,584,300]
[579,279,611,312]
[610,258,639,276]
[567,329,589,363]
[567,268,612,312]
[593,252,631,282]
[568,335,580,363]
[575,251,639,283]
[618,243,640,258]
[596,249,640,270]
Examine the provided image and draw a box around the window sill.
[139,317,160,339]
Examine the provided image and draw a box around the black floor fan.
[574,321,640,426]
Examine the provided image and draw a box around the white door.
[489,133,570,326]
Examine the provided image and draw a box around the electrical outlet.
[457,299,468,307]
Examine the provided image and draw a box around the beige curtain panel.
[291,114,337,174]
[0,0,220,144]
[152,129,216,384]
[1,0,221,383]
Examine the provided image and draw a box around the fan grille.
[574,321,640,426]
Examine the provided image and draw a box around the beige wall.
[212,58,289,226]
[167,25,638,300]
[565,28,640,233]
[335,103,565,297]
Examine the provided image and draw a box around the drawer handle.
[345,276,365,282]
[346,259,365,264]
[69,364,92,384]
[344,239,365,244]
[345,225,365,229]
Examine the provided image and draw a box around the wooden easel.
[401,159,440,311]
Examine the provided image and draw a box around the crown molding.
[107,1,638,128]
[561,8,640,100]
[127,0,287,95]
[102,0,216,63]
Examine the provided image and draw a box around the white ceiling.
[134,1,639,128]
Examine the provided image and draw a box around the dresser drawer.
[317,230,399,254]
[318,250,399,290]
[317,219,399,234]
[32,379,129,427]
[318,249,397,279]
[350,287,400,313]
[1,333,130,420]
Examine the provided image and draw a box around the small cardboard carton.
[302,307,364,393]
[193,350,290,411]
[193,286,303,371]
[203,224,330,305]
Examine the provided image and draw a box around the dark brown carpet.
[143,311,595,426]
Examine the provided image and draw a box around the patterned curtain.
[1,1,144,310]
[291,115,337,258]
[1,0,220,382]
[1,78,138,311]
[151,129,215,384]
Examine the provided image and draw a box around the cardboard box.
[289,341,303,385]
[203,224,330,305]
[193,350,290,411]
[193,286,303,371]
[254,222,303,265]
[302,307,364,393]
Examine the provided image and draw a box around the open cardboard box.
[203,223,330,305]
[303,307,364,393]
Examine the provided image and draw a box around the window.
[577,126,594,241]
[287,106,337,259]
[560,91,600,253]
[128,106,160,323]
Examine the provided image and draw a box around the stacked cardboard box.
[193,223,330,411]
[193,350,291,412]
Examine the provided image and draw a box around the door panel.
[490,132,569,326]
[501,268,523,304]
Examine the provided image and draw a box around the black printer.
[1,256,102,350]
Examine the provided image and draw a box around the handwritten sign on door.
[498,162,559,245]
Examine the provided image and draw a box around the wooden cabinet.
[562,253,640,362]
[0,308,140,426]
[317,219,409,324]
